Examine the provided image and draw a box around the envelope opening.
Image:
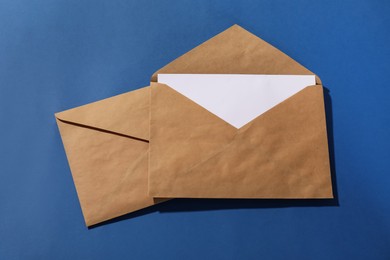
[157,74,316,128]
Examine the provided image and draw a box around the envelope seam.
[57,118,149,143]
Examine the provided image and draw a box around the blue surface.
[1,0,389,259]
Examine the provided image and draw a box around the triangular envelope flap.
[55,87,150,141]
[152,25,318,82]
[150,85,333,198]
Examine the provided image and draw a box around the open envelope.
[55,87,163,226]
[148,25,333,198]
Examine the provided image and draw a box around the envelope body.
[148,25,333,199]
[55,87,158,226]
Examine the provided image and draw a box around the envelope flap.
[152,25,319,83]
[55,87,150,141]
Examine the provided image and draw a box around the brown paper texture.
[56,24,333,226]
[56,87,162,226]
[148,25,333,198]
[152,25,320,84]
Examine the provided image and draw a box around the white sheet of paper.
[157,74,316,128]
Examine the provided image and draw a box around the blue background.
[1,0,389,259]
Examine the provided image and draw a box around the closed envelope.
[55,87,162,226]
[148,25,333,198]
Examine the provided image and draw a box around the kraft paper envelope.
[55,87,163,226]
[148,25,333,198]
